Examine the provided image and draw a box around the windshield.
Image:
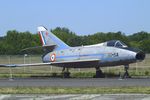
[106,40,127,47]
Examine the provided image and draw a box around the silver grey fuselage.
[43,45,142,68]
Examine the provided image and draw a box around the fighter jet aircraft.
[0,26,145,78]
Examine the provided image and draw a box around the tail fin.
[37,26,69,50]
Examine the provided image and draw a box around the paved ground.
[0,94,150,100]
[0,78,149,87]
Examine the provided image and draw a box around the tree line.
[0,27,150,55]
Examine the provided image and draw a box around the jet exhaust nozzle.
[135,52,145,60]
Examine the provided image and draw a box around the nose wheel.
[122,65,131,78]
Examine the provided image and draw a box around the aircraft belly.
[53,61,100,68]
[54,56,101,68]
[99,59,136,67]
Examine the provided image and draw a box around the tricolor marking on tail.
[38,31,46,45]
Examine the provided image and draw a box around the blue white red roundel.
[50,53,56,62]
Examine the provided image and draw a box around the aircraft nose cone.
[122,47,145,61]
[135,51,145,60]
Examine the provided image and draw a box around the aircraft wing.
[0,63,52,67]
[0,59,100,68]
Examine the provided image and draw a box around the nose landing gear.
[122,65,131,78]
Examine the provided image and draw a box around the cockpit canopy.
[84,40,128,48]
[106,40,128,48]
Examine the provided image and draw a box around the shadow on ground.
[29,72,121,78]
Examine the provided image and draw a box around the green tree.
[139,40,150,53]
[0,27,150,55]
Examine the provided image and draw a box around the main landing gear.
[94,67,105,78]
[62,67,70,78]
[122,65,131,78]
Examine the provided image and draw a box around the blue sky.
[0,0,150,36]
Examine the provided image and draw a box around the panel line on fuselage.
[56,53,104,59]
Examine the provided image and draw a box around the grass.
[0,87,150,94]
[0,55,149,94]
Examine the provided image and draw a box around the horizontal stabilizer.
[21,45,56,54]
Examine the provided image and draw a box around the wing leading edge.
[0,59,100,68]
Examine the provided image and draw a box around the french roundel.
[50,53,56,62]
